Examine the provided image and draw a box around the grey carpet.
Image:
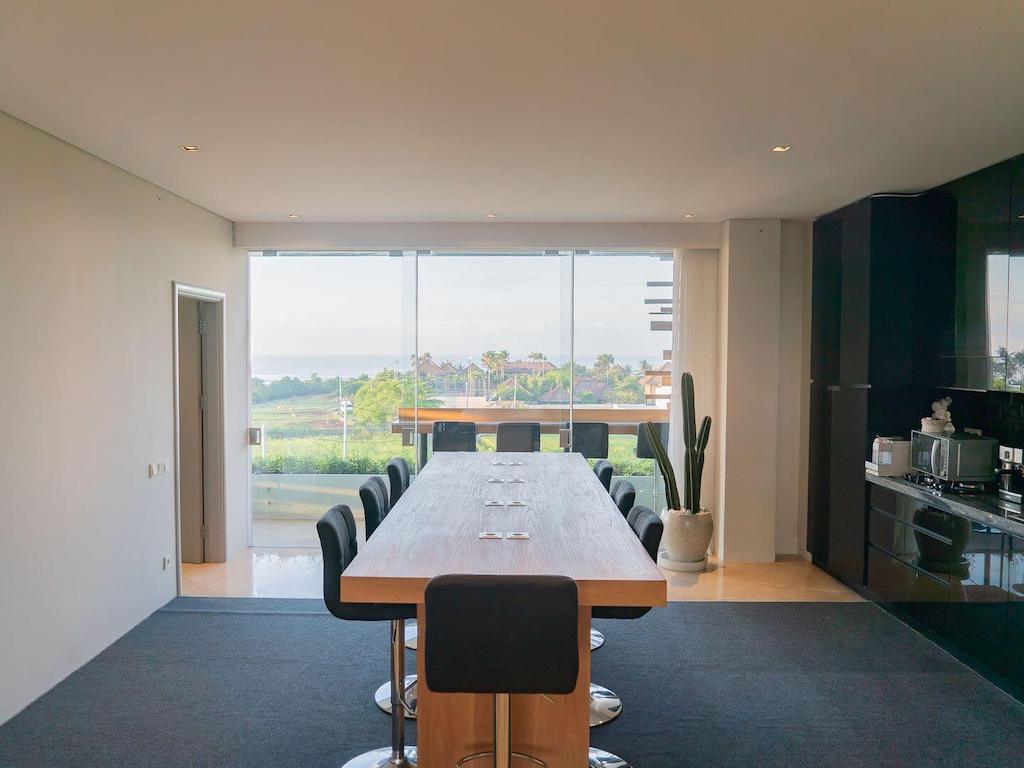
[1,599,1023,767]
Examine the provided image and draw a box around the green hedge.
[253,453,653,476]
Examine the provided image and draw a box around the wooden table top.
[340,452,667,607]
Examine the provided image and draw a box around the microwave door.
[930,439,942,477]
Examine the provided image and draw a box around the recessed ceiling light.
[180,145,200,152]
[287,213,300,219]
[485,213,498,219]
[771,145,792,153]
[683,212,696,219]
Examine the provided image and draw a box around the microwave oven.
[910,430,998,483]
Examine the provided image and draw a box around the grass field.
[251,393,655,476]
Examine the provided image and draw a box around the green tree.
[353,370,403,426]
[593,353,616,382]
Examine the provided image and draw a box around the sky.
[249,251,672,376]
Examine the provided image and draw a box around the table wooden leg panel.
[416,605,592,768]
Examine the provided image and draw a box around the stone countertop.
[866,473,1024,538]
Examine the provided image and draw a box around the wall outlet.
[148,462,168,478]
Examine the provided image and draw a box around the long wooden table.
[340,452,667,768]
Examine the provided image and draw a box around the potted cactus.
[641,371,714,571]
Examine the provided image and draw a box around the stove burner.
[902,474,986,495]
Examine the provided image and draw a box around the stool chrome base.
[375,674,418,718]
[590,628,604,651]
[588,748,630,768]
[589,683,622,726]
[404,621,418,651]
[341,746,418,768]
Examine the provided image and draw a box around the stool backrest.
[316,504,414,622]
[386,457,411,505]
[432,421,477,452]
[359,476,390,538]
[496,422,541,453]
[626,505,664,561]
[424,574,579,695]
[592,459,614,491]
[610,479,636,517]
[568,422,609,459]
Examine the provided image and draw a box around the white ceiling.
[2,1,1023,223]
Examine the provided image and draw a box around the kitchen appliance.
[866,436,910,476]
[998,445,1024,504]
[910,430,998,483]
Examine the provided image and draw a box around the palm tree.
[593,353,616,383]
[638,358,652,373]
[480,350,501,390]
[528,351,547,374]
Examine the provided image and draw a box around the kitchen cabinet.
[808,196,954,578]
[947,524,1008,669]
[866,485,953,636]
[939,160,1012,389]
[1004,534,1024,689]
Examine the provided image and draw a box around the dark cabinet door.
[1007,157,1024,381]
[826,386,869,585]
[947,523,1007,670]
[838,202,872,385]
[811,217,842,385]
[807,382,831,560]
[944,161,1011,389]
[1004,534,1024,688]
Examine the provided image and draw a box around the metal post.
[494,693,511,768]
[390,620,406,767]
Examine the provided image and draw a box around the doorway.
[173,284,227,586]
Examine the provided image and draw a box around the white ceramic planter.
[658,508,714,572]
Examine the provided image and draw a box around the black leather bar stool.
[359,476,391,539]
[317,505,418,768]
[424,574,579,768]
[360,477,419,718]
[591,459,614,492]
[569,422,610,460]
[588,505,663,765]
[432,421,477,452]
[588,459,615,651]
[386,457,411,505]
[496,422,541,452]
[609,480,636,518]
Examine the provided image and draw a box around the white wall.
[714,219,811,562]
[0,112,248,724]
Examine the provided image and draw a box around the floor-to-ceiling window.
[248,249,673,545]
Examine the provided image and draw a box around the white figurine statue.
[921,396,955,434]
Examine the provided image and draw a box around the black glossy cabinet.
[1005,534,1024,687]
[808,196,956,577]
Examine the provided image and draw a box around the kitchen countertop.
[866,473,1024,538]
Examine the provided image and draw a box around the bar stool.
[386,457,411,505]
[591,459,614,492]
[609,480,636,518]
[316,505,417,768]
[569,422,610,460]
[361,477,419,718]
[432,421,477,452]
[496,422,541,452]
[359,476,391,539]
[424,574,579,768]
[588,505,663,750]
[588,459,616,651]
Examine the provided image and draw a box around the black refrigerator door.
[827,385,869,587]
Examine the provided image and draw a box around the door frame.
[172,282,227,594]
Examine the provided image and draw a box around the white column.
[716,220,782,563]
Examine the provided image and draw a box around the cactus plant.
[642,371,712,513]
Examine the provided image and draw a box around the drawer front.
[867,544,950,635]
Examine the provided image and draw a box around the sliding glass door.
[248,249,673,545]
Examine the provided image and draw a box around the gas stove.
[902,473,989,495]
